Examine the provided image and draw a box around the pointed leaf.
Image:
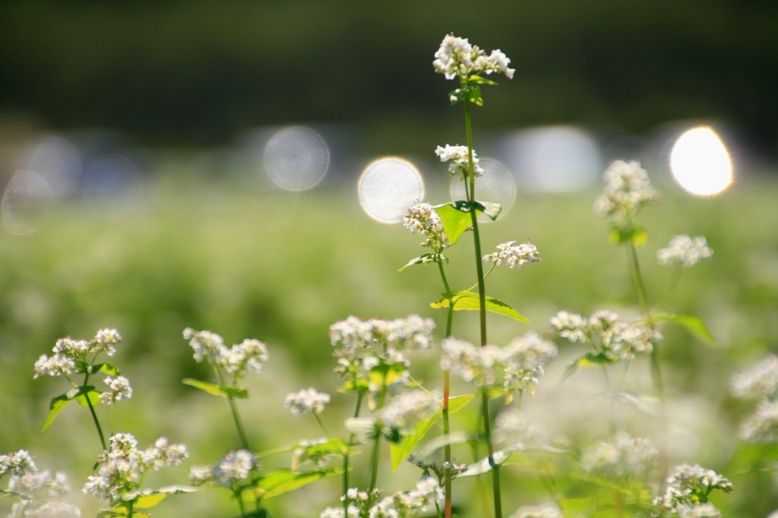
[472,201,502,221]
[369,363,407,389]
[652,311,716,345]
[182,378,248,399]
[434,202,475,245]
[563,352,619,380]
[133,494,167,509]
[431,291,528,322]
[42,393,72,432]
[130,486,197,509]
[90,363,120,376]
[399,253,440,272]
[72,386,101,407]
[390,394,474,471]
[608,226,648,246]
[468,74,498,86]
[458,450,512,477]
[467,86,484,106]
[251,469,340,499]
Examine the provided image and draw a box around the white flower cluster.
[0,450,36,478]
[291,437,337,470]
[83,433,188,504]
[320,478,443,518]
[593,160,661,223]
[731,355,778,442]
[483,241,541,269]
[189,449,257,488]
[183,328,268,378]
[7,469,81,518]
[652,463,732,517]
[329,315,435,394]
[33,329,123,379]
[509,502,562,518]
[379,389,441,435]
[656,235,713,267]
[581,431,658,479]
[99,376,133,405]
[441,331,557,400]
[433,33,515,81]
[550,310,657,361]
[493,409,551,452]
[435,144,484,178]
[402,202,450,251]
[285,387,331,416]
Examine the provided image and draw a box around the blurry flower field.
[1,176,777,516]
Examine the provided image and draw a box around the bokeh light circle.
[264,127,330,191]
[449,158,516,222]
[669,126,733,196]
[358,157,424,223]
[2,171,53,235]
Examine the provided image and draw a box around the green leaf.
[458,450,512,477]
[399,253,440,272]
[467,86,483,106]
[90,363,120,376]
[652,311,716,345]
[434,202,475,245]
[42,393,72,432]
[133,494,167,509]
[608,226,649,246]
[472,201,502,221]
[417,432,470,459]
[251,469,340,499]
[563,352,619,379]
[468,74,498,86]
[369,363,407,389]
[182,378,248,399]
[390,394,474,471]
[431,291,528,322]
[559,497,594,517]
[72,387,101,408]
[130,486,197,509]
[337,378,370,394]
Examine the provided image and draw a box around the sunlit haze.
[669,126,733,196]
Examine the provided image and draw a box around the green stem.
[343,392,364,511]
[127,500,134,518]
[464,96,502,518]
[369,384,387,492]
[659,267,683,311]
[437,258,455,518]
[235,486,247,517]
[313,411,331,438]
[228,396,252,451]
[83,373,107,451]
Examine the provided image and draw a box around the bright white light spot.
[2,171,53,235]
[264,127,329,191]
[358,157,424,224]
[450,158,516,222]
[669,126,733,196]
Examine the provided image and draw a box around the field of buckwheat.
[2,34,778,518]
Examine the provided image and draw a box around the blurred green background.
[1,1,778,516]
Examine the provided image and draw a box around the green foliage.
[181,378,249,399]
[431,291,528,322]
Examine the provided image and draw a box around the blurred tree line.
[0,0,776,158]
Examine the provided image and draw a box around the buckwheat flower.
[549,310,588,343]
[594,160,660,222]
[13,501,82,518]
[503,332,557,369]
[435,144,484,178]
[0,450,36,478]
[220,338,269,377]
[320,507,359,518]
[7,470,81,518]
[657,234,713,267]
[91,329,122,356]
[188,464,214,486]
[731,355,778,400]
[494,409,545,451]
[212,450,257,487]
[52,338,90,359]
[654,463,732,514]
[140,437,189,471]
[433,33,514,80]
[380,389,441,434]
[581,432,658,478]
[402,202,450,250]
[285,387,331,416]
[738,399,778,442]
[99,376,133,405]
[509,502,562,518]
[183,327,227,364]
[441,338,501,388]
[484,241,541,269]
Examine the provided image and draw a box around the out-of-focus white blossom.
[379,390,441,435]
[435,144,484,178]
[368,477,443,518]
[593,160,660,223]
[509,502,562,518]
[550,309,656,361]
[737,399,778,443]
[731,355,778,400]
[402,202,450,250]
[211,450,257,487]
[183,328,268,379]
[99,376,133,405]
[581,432,658,478]
[433,33,515,80]
[657,235,713,267]
[0,450,36,478]
[483,241,541,269]
[7,469,80,518]
[285,388,331,416]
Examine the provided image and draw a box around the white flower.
[654,463,732,513]
[285,388,331,416]
[738,399,778,443]
[212,450,257,487]
[99,376,133,405]
[33,354,76,379]
[594,160,660,222]
[0,450,36,477]
[91,329,122,356]
[657,234,713,267]
[581,432,658,478]
[183,328,226,364]
[433,33,514,80]
[551,309,656,361]
[7,470,80,518]
[549,310,588,343]
[219,338,269,376]
[731,355,778,400]
[380,390,441,434]
[188,464,214,486]
[483,241,541,269]
[402,202,450,250]
[509,502,562,518]
[435,144,484,178]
